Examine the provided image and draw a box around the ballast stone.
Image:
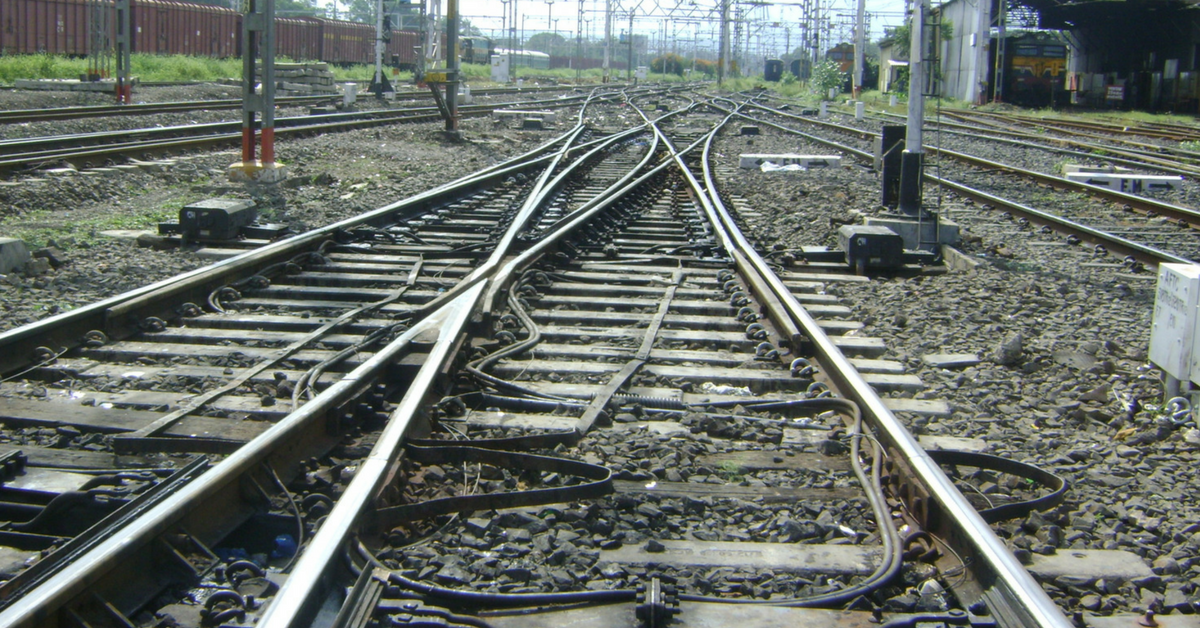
[0,238,31,274]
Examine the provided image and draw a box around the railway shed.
[935,0,1200,111]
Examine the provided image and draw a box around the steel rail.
[0,91,651,626]
[0,117,596,376]
[955,109,1200,142]
[700,102,1073,628]
[0,89,662,174]
[727,106,1194,267]
[0,95,337,124]
[745,102,1200,230]
[0,288,475,628]
[865,108,1200,178]
[0,94,593,156]
[758,100,1200,179]
[0,84,611,125]
[256,101,677,628]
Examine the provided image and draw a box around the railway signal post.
[230,0,287,185]
[867,0,959,252]
[115,0,131,104]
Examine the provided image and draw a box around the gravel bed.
[715,121,1200,618]
[739,108,1200,261]
[826,109,1200,212]
[376,417,898,603]
[0,84,573,333]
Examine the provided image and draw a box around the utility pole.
[545,0,554,55]
[602,0,612,82]
[627,11,635,80]
[852,0,864,96]
[446,0,460,136]
[575,0,583,81]
[510,0,518,81]
[718,0,730,81]
[992,0,1006,102]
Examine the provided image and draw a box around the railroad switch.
[636,577,680,627]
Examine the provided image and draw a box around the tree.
[342,0,375,23]
[526,32,566,54]
[275,0,323,17]
[888,18,953,53]
[650,53,686,76]
[810,59,845,97]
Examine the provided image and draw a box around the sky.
[318,0,908,58]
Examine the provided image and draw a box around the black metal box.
[179,199,258,241]
[838,225,903,271]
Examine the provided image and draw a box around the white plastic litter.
[760,162,808,173]
[699,382,752,396]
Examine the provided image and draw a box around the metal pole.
[232,0,283,183]
[898,0,927,214]
[446,0,460,135]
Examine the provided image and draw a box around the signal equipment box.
[179,199,258,241]
[1150,263,1200,383]
[838,225,903,271]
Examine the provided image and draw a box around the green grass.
[0,53,699,86]
[2,206,177,248]
[0,53,394,83]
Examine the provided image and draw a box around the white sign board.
[1150,263,1200,381]
[636,66,648,80]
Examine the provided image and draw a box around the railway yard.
[0,82,1197,628]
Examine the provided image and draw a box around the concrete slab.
[0,238,31,274]
[918,434,988,452]
[1065,172,1182,193]
[739,154,842,169]
[942,245,982,273]
[922,353,981,369]
[99,230,152,242]
[602,540,879,575]
[1027,549,1152,582]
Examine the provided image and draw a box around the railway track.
[0,91,1162,628]
[0,95,338,125]
[0,90,634,176]
[0,84,598,126]
[740,100,1199,267]
[788,97,1200,181]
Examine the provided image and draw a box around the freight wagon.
[0,0,424,69]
